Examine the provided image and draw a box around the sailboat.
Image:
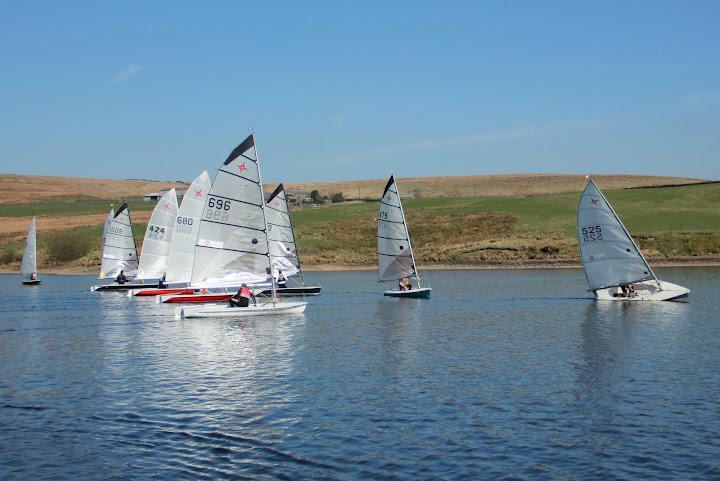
[377,175,431,298]
[91,203,142,291]
[260,183,321,296]
[21,217,41,285]
[134,188,178,282]
[131,173,212,297]
[577,178,690,301]
[175,134,308,319]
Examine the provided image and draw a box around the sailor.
[230,283,256,307]
[158,272,167,289]
[277,270,287,288]
[116,270,127,284]
[399,277,412,291]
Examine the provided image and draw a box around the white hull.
[383,287,432,298]
[175,300,307,319]
[594,280,690,301]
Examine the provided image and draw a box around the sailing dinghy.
[134,189,178,283]
[92,203,144,291]
[577,178,689,301]
[130,172,213,298]
[377,175,431,298]
[175,134,307,319]
[261,183,321,296]
[21,217,41,285]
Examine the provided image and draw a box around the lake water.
[1,267,719,480]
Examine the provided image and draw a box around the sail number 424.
[581,225,603,242]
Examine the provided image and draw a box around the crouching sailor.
[230,283,256,307]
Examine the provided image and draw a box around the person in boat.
[620,284,637,298]
[116,270,127,284]
[277,270,287,288]
[399,277,412,291]
[30,273,37,281]
[230,283,256,307]
[158,272,167,289]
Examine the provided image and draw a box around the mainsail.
[101,208,115,249]
[21,217,38,277]
[99,203,139,279]
[165,171,212,284]
[136,189,178,280]
[378,175,417,282]
[265,183,301,280]
[577,179,655,291]
[190,134,271,288]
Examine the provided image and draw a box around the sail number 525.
[581,225,603,242]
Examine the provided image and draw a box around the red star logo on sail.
[274,201,279,207]
[163,203,170,210]
[119,216,124,221]
[194,189,203,198]
[386,195,391,201]
[238,162,248,174]
[590,198,599,205]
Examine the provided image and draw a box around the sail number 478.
[205,197,231,222]
[581,225,603,242]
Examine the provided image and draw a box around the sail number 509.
[581,225,603,242]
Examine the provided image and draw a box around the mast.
[253,133,277,303]
[393,176,422,288]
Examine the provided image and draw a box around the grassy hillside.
[1,175,718,271]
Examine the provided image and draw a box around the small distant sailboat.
[91,203,142,291]
[175,134,308,318]
[21,217,41,285]
[577,178,690,301]
[377,175,431,298]
[261,183,321,296]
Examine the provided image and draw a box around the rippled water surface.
[1,267,719,480]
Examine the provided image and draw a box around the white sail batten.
[99,203,139,279]
[378,175,417,282]
[190,135,271,288]
[166,171,211,284]
[266,184,301,279]
[577,179,655,291]
[21,217,37,277]
[136,189,179,280]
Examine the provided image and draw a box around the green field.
[1,183,719,268]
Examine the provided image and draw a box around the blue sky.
[2,1,719,184]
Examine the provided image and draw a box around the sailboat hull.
[91,282,153,292]
[384,287,432,298]
[22,279,41,285]
[175,300,307,319]
[158,293,234,304]
[594,280,690,301]
[259,286,322,296]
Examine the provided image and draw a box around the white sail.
[266,183,301,279]
[378,175,418,282]
[577,179,655,291]
[135,189,179,280]
[165,171,212,284]
[101,208,115,249]
[99,203,139,279]
[20,217,38,277]
[190,134,271,288]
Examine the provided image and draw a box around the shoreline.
[3,256,719,276]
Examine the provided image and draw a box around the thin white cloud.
[330,118,610,165]
[682,91,720,105]
[107,64,144,87]
[330,114,348,127]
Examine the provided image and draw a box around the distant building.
[143,193,160,202]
